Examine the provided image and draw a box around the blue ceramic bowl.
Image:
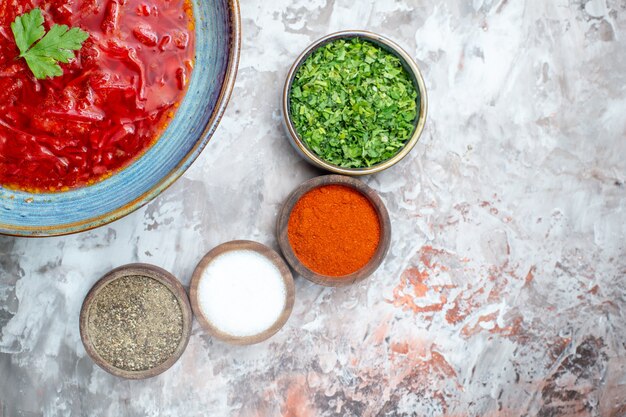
[0,0,241,237]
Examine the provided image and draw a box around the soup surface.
[0,0,195,191]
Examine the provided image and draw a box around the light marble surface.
[1,0,626,416]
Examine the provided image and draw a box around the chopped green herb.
[11,8,89,80]
[289,38,420,168]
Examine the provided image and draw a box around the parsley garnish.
[11,8,89,79]
[290,38,419,168]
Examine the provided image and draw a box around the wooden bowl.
[79,264,193,380]
[276,175,392,287]
[189,240,295,345]
[282,30,428,176]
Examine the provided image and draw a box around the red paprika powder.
[287,184,381,277]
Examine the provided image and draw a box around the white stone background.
[1,0,626,416]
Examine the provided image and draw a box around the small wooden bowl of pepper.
[79,264,193,380]
[277,175,391,287]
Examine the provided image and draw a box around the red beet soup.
[0,0,195,191]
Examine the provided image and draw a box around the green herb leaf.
[10,8,89,79]
[10,8,45,54]
[23,54,63,79]
[290,38,419,168]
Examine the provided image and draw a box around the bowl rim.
[189,240,296,345]
[79,263,193,380]
[276,175,392,287]
[1,0,242,237]
[282,29,428,176]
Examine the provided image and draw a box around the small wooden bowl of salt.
[189,240,295,345]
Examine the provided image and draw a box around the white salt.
[197,250,287,337]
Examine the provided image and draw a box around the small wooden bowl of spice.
[190,240,295,345]
[79,264,192,379]
[283,30,428,175]
[277,175,391,286]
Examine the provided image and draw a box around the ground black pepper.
[87,275,183,372]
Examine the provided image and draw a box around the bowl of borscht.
[0,0,241,236]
